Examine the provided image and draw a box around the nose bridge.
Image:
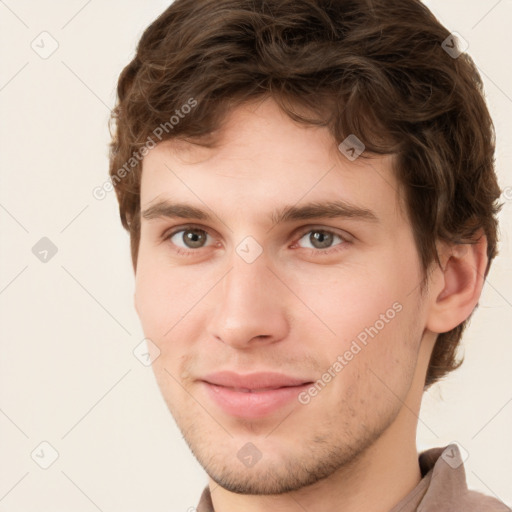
[229,253,277,309]
[207,248,289,348]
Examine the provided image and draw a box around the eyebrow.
[141,199,379,225]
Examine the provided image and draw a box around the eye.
[295,228,347,251]
[164,225,349,257]
[168,227,214,250]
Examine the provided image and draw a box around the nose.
[206,254,290,349]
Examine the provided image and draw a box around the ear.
[426,231,488,334]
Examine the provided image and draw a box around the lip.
[200,371,313,419]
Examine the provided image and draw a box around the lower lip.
[201,381,311,419]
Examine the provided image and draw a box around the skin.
[134,97,488,512]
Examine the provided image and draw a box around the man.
[108,0,509,510]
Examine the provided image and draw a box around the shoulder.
[460,490,511,511]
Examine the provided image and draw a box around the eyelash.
[163,224,350,257]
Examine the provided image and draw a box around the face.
[135,98,430,494]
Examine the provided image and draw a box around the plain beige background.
[0,1,511,510]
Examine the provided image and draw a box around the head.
[109,0,502,496]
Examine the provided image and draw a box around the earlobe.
[426,232,488,334]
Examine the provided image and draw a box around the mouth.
[200,370,312,389]
[214,385,303,393]
[199,371,314,419]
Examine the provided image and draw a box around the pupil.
[185,229,205,248]
[311,231,333,249]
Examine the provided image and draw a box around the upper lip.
[201,371,312,391]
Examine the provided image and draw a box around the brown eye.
[169,228,210,249]
[297,229,344,250]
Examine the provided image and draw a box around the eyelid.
[164,223,215,239]
[293,225,353,242]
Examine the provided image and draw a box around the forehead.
[140,98,403,226]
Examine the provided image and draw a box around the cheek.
[305,309,421,435]
[287,253,422,392]
[342,299,421,409]
[134,257,219,378]
[134,249,201,336]
[134,264,173,337]
[287,266,405,346]
[134,262,199,401]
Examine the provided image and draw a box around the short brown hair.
[109,0,503,387]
